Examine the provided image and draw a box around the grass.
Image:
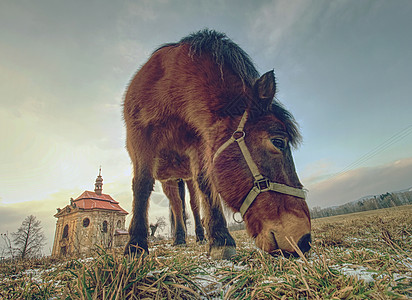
[1,205,411,299]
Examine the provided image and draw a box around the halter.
[213,111,306,222]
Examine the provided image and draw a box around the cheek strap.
[214,111,306,220]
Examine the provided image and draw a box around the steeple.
[94,166,103,195]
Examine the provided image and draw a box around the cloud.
[299,159,338,186]
[250,1,309,46]
[305,157,412,208]
[247,0,330,63]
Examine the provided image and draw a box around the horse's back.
[124,44,205,177]
[126,45,196,123]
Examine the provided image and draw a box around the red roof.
[74,191,128,214]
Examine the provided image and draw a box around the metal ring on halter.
[232,130,245,140]
[233,212,243,223]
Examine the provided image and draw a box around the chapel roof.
[73,190,128,215]
[54,169,128,217]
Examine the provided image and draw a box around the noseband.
[213,111,306,221]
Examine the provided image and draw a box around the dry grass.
[1,205,411,299]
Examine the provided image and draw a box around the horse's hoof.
[209,246,236,260]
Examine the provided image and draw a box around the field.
[1,205,411,299]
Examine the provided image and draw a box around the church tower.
[52,168,129,257]
[94,167,103,195]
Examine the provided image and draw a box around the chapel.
[52,169,129,257]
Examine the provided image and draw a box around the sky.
[1,0,411,255]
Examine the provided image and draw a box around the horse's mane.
[155,29,301,147]
[156,29,259,86]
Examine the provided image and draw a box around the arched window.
[83,218,90,228]
[116,220,122,228]
[62,224,69,239]
[102,221,108,233]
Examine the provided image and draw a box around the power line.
[328,125,412,182]
[337,125,412,173]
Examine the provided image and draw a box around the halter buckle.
[232,130,245,140]
[254,178,271,192]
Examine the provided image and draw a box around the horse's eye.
[271,138,287,151]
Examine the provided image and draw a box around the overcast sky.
[1,0,411,254]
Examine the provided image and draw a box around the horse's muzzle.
[270,233,312,258]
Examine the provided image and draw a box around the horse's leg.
[197,172,236,259]
[125,166,154,256]
[186,179,205,243]
[162,180,186,246]
[178,179,187,229]
[169,205,176,239]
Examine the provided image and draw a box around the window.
[102,221,108,233]
[83,218,90,228]
[62,225,69,239]
[116,220,122,228]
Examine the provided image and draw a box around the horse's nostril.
[297,233,311,253]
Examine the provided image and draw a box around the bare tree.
[1,232,14,258]
[12,215,46,259]
[149,216,167,237]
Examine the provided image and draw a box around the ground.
[0,205,411,299]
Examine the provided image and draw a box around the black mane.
[156,29,259,86]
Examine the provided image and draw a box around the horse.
[123,29,311,259]
[165,179,205,245]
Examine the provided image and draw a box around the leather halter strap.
[213,111,306,219]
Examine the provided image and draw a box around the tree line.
[310,189,412,219]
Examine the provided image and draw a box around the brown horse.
[123,29,311,258]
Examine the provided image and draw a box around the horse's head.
[212,70,311,256]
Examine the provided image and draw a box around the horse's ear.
[255,70,276,103]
